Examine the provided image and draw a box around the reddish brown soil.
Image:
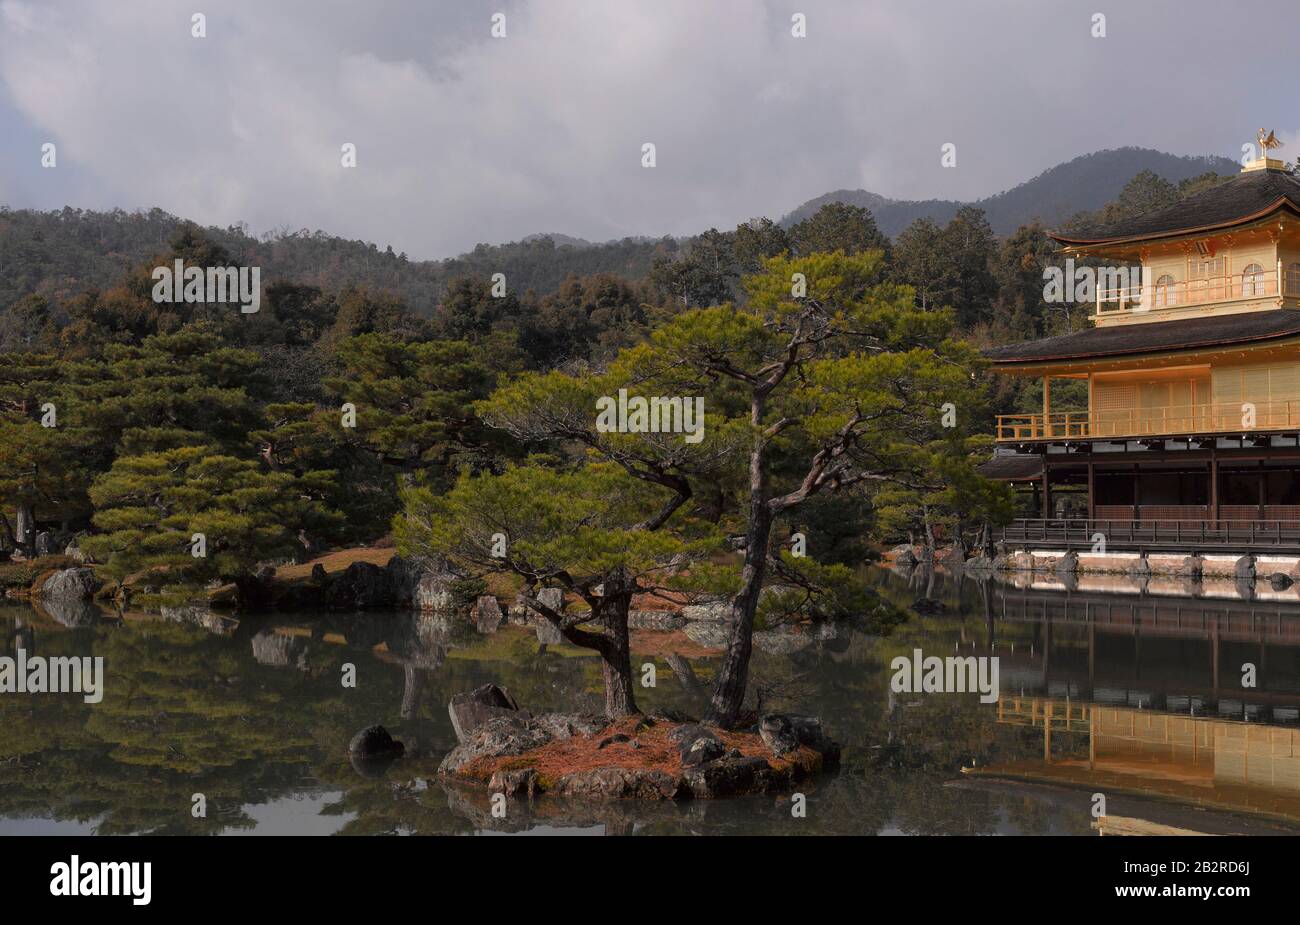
[455,715,821,788]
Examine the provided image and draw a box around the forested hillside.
[0,206,676,318]
[0,147,1242,323]
[780,147,1241,236]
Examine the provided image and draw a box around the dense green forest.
[0,160,1244,724]
[0,163,1235,565]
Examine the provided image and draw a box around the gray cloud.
[1,0,1295,258]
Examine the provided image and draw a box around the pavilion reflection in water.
[965,578,1300,827]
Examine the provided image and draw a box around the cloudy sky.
[1,0,1296,259]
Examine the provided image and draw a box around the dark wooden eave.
[983,309,1300,365]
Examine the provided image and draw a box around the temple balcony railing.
[1094,267,1300,318]
[995,399,1300,442]
[993,517,1300,553]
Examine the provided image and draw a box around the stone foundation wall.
[991,548,1300,582]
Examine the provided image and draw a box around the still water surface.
[4,567,1300,835]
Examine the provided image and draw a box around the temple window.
[1154,273,1176,306]
[1241,262,1265,297]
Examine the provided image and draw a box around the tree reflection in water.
[5,566,1300,835]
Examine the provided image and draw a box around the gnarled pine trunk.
[596,577,637,718]
[553,567,638,719]
[702,435,773,728]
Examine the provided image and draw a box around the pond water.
[5,567,1300,836]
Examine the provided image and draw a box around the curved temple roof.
[984,308,1300,365]
[1052,167,1300,246]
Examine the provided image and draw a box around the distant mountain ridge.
[0,147,1243,314]
[779,147,1242,236]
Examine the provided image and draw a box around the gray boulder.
[533,713,604,740]
[38,567,101,600]
[489,767,541,798]
[682,599,730,622]
[1235,555,1257,580]
[1269,572,1293,591]
[1127,556,1152,579]
[759,713,838,762]
[553,767,682,800]
[438,715,553,776]
[327,560,393,610]
[1011,552,1035,571]
[252,630,309,669]
[535,620,563,645]
[536,587,565,613]
[670,725,725,767]
[752,630,813,655]
[684,622,731,649]
[1054,551,1079,575]
[160,602,236,635]
[628,609,685,630]
[758,714,799,755]
[448,684,524,744]
[680,735,726,768]
[1177,555,1205,579]
[348,724,404,759]
[414,572,456,611]
[39,596,102,627]
[405,556,464,611]
[680,755,774,799]
[384,555,419,604]
[474,595,504,633]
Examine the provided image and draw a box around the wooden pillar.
[1042,376,1052,438]
[1043,700,1053,764]
[1041,610,1051,686]
[1087,461,1095,522]
[1088,617,1095,692]
[1210,453,1219,526]
[1088,707,1096,771]
[1260,637,1267,692]
[1042,462,1051,519]
[1212,623,1220,693]
[1258,461,1266,520]
[1134,622,1141,681]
